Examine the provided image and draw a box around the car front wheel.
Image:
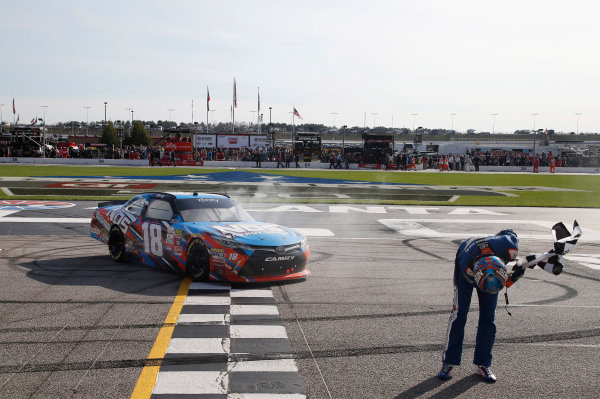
[108,225,126,262]
[186,239,210,281]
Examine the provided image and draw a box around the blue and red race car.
[90,192,310,283]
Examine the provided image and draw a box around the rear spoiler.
[97,200,128,208]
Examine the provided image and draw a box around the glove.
[545,254,563,275]
[509,265,525,284]
[497,229,515,237]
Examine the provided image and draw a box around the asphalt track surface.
[0,202,599,398]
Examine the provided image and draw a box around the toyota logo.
[275,246,285,255]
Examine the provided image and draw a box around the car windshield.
[176,197,255,222]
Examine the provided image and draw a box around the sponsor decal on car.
[106,208,137,232]
[266,256,296,262]
[211,248,226,259]
[211,223,288,237]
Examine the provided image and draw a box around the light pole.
[41,105,48,157]
[167,108,174,124]
[84,106,91,135]
[450,113,456,132]
[250,111,257,131]
[411,113,419,146]
[531,113,538,156]
[330,112,338,140]
[125,108,132,131]
[104,101,107,123]
[269,107,273,146]
[575,113,582,134]
[371,112,378,129]
[491,113,499,134]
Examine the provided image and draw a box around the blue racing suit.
[442,229,519,367]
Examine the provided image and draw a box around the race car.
[90,192,310,283]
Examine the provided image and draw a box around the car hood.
[178,221,304,246]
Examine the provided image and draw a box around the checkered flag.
[519,221,582,275]
[506,221,582,287]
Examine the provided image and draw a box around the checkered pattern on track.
[150,282,306,398]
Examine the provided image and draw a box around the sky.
[2,0,599,133]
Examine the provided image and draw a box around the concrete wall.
[0,157,149,166]
[1,157,599,173]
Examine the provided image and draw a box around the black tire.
[186,239,210,281]
[108,225,126,262]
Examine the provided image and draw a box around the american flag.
[207,87,210,111]
[293,107,303,119]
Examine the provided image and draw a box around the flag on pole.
[233,78,237,108]
[207,87,210,111]
[293,107,303,119]
[12,98,15,114]
[258,87,260,113]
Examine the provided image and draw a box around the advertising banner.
[194,135,216,148]
[164,141,194,151]
[249,136,270,149]
[217,135,250,148]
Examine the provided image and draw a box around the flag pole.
[257,87,260,136]
[232,77,236,134]
[191,99,194,159]
[206,86,209,135]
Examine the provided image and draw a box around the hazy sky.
[2,0,599,133]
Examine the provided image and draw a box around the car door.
[122,195,150,257]
[140,197,176,269]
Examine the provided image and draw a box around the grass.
[0,164,599,207]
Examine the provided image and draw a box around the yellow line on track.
[130,277,192,399]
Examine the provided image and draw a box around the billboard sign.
[217,135,250,148]
[194,135,216,148]
[250,136,269,149]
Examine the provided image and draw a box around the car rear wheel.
[186,239,210,281]
[108,225,126,262]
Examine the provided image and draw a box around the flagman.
[438,222,581,383]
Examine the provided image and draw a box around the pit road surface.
[0,202,599,398]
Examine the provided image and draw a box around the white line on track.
[153,371,228,395]
[508,343,600,349]
[230,305,280,316]
[510,304,600,308]
[229,325,289,339]
[0,210,19,218]
[0,217,89,223]
[166,338,230,354]
[228,359,299,372]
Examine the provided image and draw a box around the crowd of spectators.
[348,149,569,171]
[0,137,575,171]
